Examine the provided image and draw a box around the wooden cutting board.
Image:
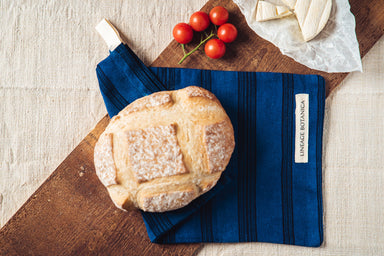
[1,0,383,255]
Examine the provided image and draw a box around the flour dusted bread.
[94,86,235,212]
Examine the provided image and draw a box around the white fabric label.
[295,94,309,163]
[95,19,123,51]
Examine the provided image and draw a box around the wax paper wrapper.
[233,0,362,73]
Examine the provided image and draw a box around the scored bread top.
[125,124,188,183]
[94,86,235,212]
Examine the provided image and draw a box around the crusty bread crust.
[94,133,117,187]
[94,86,235,212]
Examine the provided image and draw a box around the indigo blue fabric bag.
[96,44,325,247]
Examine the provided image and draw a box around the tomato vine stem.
[181,44,187,55]
[178,32,216,64]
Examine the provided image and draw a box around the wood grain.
[1,0,383,255]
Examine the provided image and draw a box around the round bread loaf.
[94,86,235,212]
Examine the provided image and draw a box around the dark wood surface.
[1,0,383,255]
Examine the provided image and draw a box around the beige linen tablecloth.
[1,1,383,255]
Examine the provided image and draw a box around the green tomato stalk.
[178,30,216,64]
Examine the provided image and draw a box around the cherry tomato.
[172,23,193,44]
[209,6,229,26]
[189,11,210,32]
[204,39,226,59]
[217,23,238,43]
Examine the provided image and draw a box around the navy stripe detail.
[248,72,258,241]
[281,73,295,244]
[169,68,176,90]
[235,72,258,241]
[115,44,166,93]
[245,76,250,241]
[237,72,251,241]
[96,66,128,111]
[316,76,325,245]
[203,69,211,91]
[142,212,162,239]
[164,227,175,243]
[152,67,166,89]
[152,67,176,91]
[200,202,213,242]
[152,214,169,237]
[289,75,295,244]
[158,214,174,243]
[142,212,173,243]
[281,75,286,244]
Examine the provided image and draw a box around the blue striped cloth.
[96,44,325,247]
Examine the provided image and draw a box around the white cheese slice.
[281,0,297,9]
[255,1,292,22]
[294,0,332,41]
